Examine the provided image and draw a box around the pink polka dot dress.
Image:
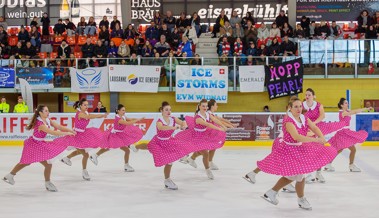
[185,112,226,151]
[147,117,194,167]
[257,114,337,176]
[19,117,70,164]
[102,115,143,149]
[303,101,346,135]
[328,111,368,151]
[66,111,105,151]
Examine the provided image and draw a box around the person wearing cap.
[0,96,10,113]
[13,96,29,113]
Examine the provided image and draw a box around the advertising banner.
[70,67,109,93]
[265,58,304,100]
[176,65,228,103]
[109,65,160,93]
[0,67,15,88]
[15,67,54,89]
[239,66,265,93]
[356,114,379,141]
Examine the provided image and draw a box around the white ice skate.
[209,161,219,170]
[243,171,256,184]
[61,157,72,166]
[45,181,58,192]
[205,168,214,180]
[164,178,178,190]
[324,163,335,172]
[130,145,138,153]
[349,164,361,172]
[261,189,279,205]
[305,174,316,184]
[89,154,98,166]
[187,157,198,168]
[315,171,326,183]
[179,155,189,164]
[3,173,15,185]
[124,163,135,172]
[298,197,312,210]
[282,183,296,193]
[82,169,91,181]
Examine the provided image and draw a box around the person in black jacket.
[163,10,176,32]
[356,10,373,33]
[22,42,37,59]
[54,19,66,35]
[176,12,189,33]
[300,16,310,37]
[81,38,95,58]
[58,40,71,60]
[275,10,288,29]
[93,101,107,113]
[110,16,121,31]
[93,40,108,67]
[65,19,76,36]
[99,16,109,29]
[241,12,255,29]
[212,9,230,38]
[280,36,296,56]
[40,12,50,40]
[18,26,30,46]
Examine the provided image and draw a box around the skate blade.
[299,205,312,211]
[82,177,91,181]
[282,188,296,193]
[242,176,255,184]
[89,158,98,166]
[2,178,14,185]
[261,195,278,205]
[165,185,178,190]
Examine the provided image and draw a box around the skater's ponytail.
[115,104,124,114]
[159,101,170,112]
[27,105,46,130]
[73,98,87,109]
[195,99,208,114]
[338,98,346,109]
[208,99,216,110]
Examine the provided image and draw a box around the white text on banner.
[239,66,265,93]
[108,65,160,92]
[176,66,228,103]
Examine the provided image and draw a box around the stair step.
[198,37,220,43]
[196,47,217,54]
[198,42,218,48]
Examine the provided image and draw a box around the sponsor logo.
[76,69,102,88]
[128,74,138,85]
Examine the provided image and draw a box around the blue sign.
[16,67,54,89]
[356,114,379,141]
[0,68,15,88]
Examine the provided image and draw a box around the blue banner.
[356,114,379,141]
[0,68,15,88]
[15,67,54,89]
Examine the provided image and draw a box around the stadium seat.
[38,52,48,59]
[77,36,87,45]
[66,36,76,45]
[111,37,123,47]
[74,51,83,59]
[8,36,18,46]
[50,52,58,59]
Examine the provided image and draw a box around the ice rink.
[0,146,378,218]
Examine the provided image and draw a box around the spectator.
[76,17,87,35]
[364,102,375,112]
[53,19,66,35]
[234,37,244,57]
[81,38,95,58]
[241,12,255,29]
[22,41,37,59]
[280,36,296,56]
[145,21,159,44]
[40,12,50,40]
[233,23,244,38]
[330,21,342,39]
[16,57,30,67]
[366,25,378,39]
[294,24,305,38]
[117,40,130,60]
[93,101,107,113]
[11,42,23,59]
[0,96,10,113]
[244,20,258,45]
[18,26,30,45]
[64,18,76,36]
[107,40,118,64]
[372,11,379,29]
[93,40,107,66]
[300,16,310,37]
[219,54,229,66]
[183,25,198,45]
[256,44,267,64]
[85,16,97,36]
[110,16,121,31]
[0,25,8,48]
[230,10,241,30]
[189,12,201,37]
[275,10,288,29]
[142,40,154,58]
[309,21,317,39]
[212,9,229,38]
[246,41,257,57]
[0,16,8,31]
[99,16,109,29]
[164,51,178,85]
[257,23,269,42]
[190,54,202,65]
[171,28,180,50]
[124,24,139,40]
[263,105,270,112]
[153,11,162,27]
[269,23,281,39]
[177,35,193,57]
[131,38,143,56]
[52,59,64,87]
[30,16,38,27]
[178,52,190,65]
[220,21,233,37]
[219,36,231,56]
[154,35,170,57]
[356,10,372,33]
[246,55,254,65]
[29,25,41,48]
[268,37,281,56]
[151,52,164,66]
[13,96,29,113]
[111,22,124,39]
[99,25,110,46]
[316,20,331,39]
[176,12,189,33]
[58,40,71,60]
[281,23,293,38]
[164,10,176,32]
[159,23,172,44]
[128,53,138,65]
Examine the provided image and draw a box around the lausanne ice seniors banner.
[265,58,304,100]
[0,67,15,88]
[15,67,54,89]
[70,67,109,93]
[239,66,265,93]
[109,65,160,93]
[176,66,228,103]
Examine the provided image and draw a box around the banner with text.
[0,67,15,88]
[265,58,304,100]
[356,114,379,141]
[176,66,228,103]
[70,67,109,93]
[109,65,160,93]
[15,67,54,89]
[239,66,265,93]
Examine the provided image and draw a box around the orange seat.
[77,36,87,45]
[90,35,98,44]
[38,52,48,59]
[49,26,54,35]
[50,52,58,59]
[8,36,18,46]
[54,35,65,43]
[25,26,31,32]
[125,38,134,46]
[10,27,19,36]
[66,36,76,45]
[74,52,83,59]
[111,37,123,47]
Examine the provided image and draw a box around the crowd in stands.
[0,9,378,86]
